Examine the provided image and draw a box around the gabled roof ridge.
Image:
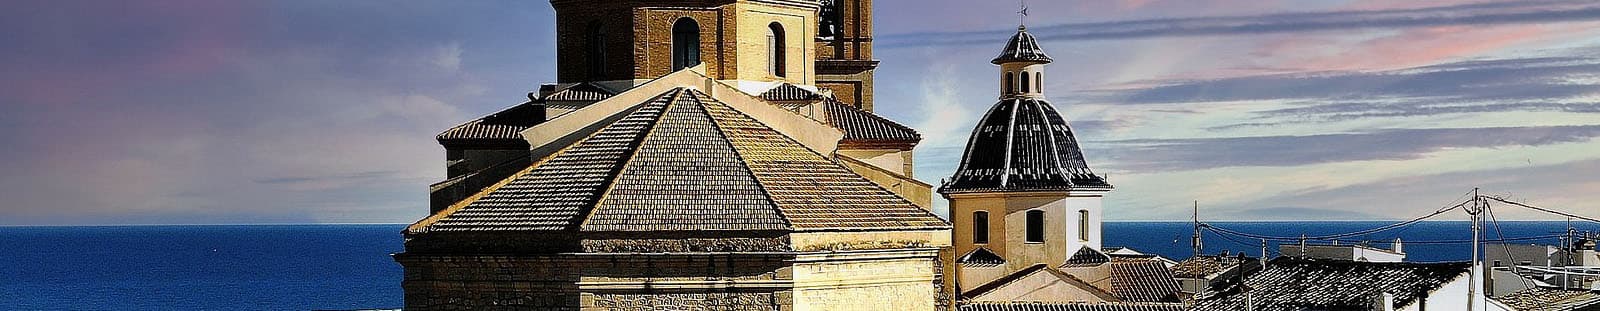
[692,89,949,231]
[962,263,1120,302]
[684,90,794,230]
[576,88,689,231]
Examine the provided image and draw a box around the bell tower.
[551,0,819,87]
[940,26,1114,288]
[814,0,878,111]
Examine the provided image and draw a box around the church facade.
[399,0,955,310]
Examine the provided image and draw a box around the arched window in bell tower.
[768,22,786,78]
[586,21,606,79]
[972,211,990,244]
[1020,71,1031,93]
[672,17,701,71]
[1004,72,1016,95]
[1026,210,1045,243]
[1078,210,1090,241]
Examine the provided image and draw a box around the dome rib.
[940,98,1111,194]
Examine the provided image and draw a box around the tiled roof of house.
[961,302,1186,311]
[1192,258,1471,311]
[1061,247,1112,267]
[1109,258,1184,303]
[409,88,947,235]
[759,83,824,101]
[958,248,1007,268]
[821,99,922,144]
[543,82,614,101]
[435,102,545,146]
[992,26,1053,65]
[942,97,1111,194]
[1171,255,1245,278]
[1495,287,1600,311]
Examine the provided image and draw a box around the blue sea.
[2,221,1596,310]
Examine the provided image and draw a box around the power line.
[1481,195,1600,224]
[1203,190,1474,242]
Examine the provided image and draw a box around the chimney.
[1392,238,1404,253]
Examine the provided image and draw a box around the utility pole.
[1468,188,1482,311]
[1192,200,1203,297]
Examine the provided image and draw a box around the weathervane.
[1017,0,1030,29]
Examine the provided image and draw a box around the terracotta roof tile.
[1109,259,1183,303]
[822,99,922,143]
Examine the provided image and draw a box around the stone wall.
[396,253,794,311]
[791,249,943,310]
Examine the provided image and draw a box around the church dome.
[991,26,1053,65]
[940,97,1110,194]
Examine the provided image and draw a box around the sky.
[3,0,1599,225]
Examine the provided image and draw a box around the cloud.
[1095,125,1600,171]
[880,0,1600,47]
[1226,157,1600,220]
[0,1,554,225]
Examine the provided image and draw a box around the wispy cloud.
[1095,125,1600,171]
[880,0,1600,47]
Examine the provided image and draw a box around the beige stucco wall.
[949,191,1108,284]
[791,249,943,311]
[837,155,932,209]
[735,3,815,85]
[838,148,912,176]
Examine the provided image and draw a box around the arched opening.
[1078,210,1090,241]
[973,211,989,244]
[672,17,701,71]
[1026,210,1045,243]
[1020,71,1031,93]
[1004,72,1016,95]
[1035,72,1043,92]
[586,21,607,79]
[768,22,786,78]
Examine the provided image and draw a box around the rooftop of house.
[1192,258,1471,311]
[1107,257,1184,303]
[1494,287,1600,311]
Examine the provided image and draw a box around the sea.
[2,221,1597,310]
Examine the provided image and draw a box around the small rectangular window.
[973,211,989,244]
[1078,210,1090,242]
[1026,210,1045,243]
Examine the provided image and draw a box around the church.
[395,0,1180,310]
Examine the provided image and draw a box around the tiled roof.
[992,26,1054,65]
[1171,255,1245,278]
[409,88,947,235]
[942,97,1111,194]
[1495,287,1600,311]
[759,83,823,101]
[543,82,614,101]
[1109,258,1183,303]
[436,102,545,145]
[961,302,1186,311]
[1062,247,1112,267]
[1192,258,1471,311]
[958,248,1007,268]
[821,99,922,143]
[417,91,674,232]
[581,92,788,232]
[696,91,946,230]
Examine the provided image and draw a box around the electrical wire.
[1203,191,1474,242]
[1481,195,1600,224]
